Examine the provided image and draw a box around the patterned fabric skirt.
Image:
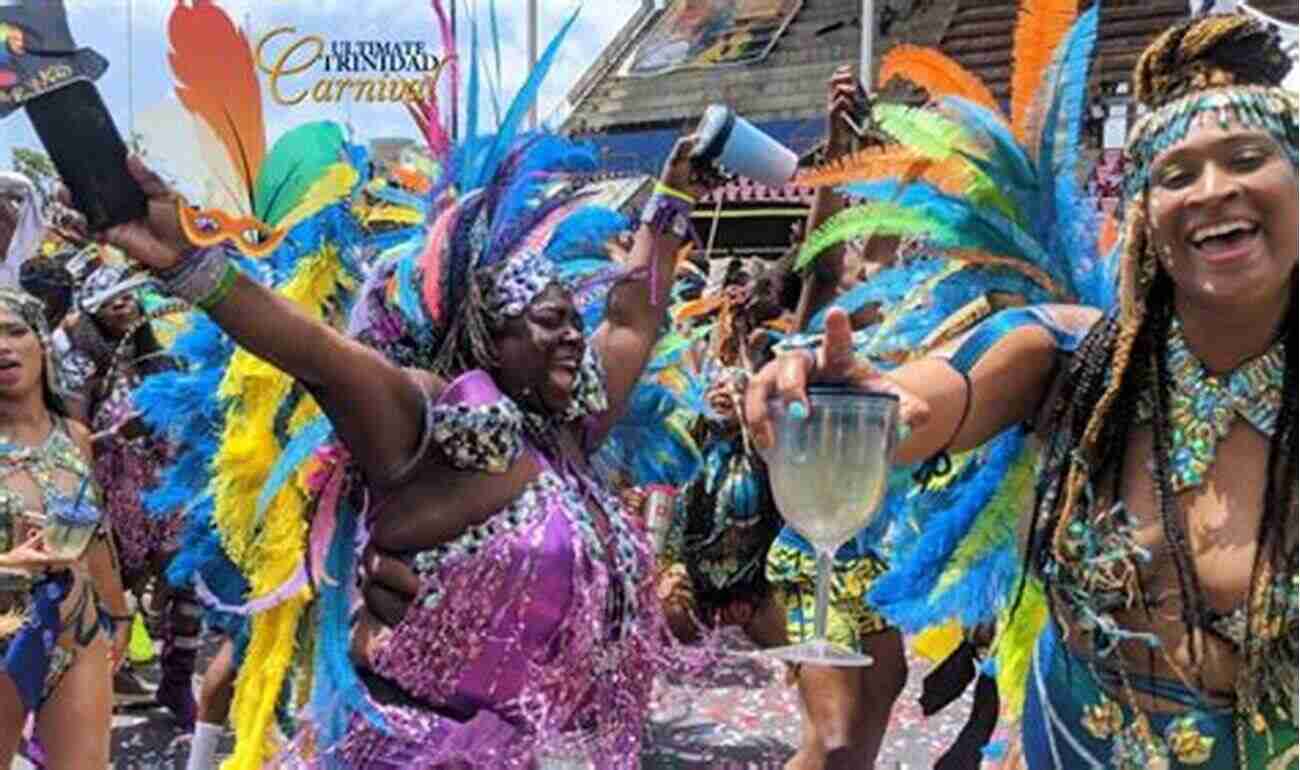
[1019,623,1298,770]
[765,528,891,652]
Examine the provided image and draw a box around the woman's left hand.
[0,533,79,572]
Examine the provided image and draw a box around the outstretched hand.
[102,157,191,271]
[743,308,930,450]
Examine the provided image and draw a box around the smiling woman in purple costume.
[103,97,717,769]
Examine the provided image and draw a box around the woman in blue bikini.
[0,285,130,770]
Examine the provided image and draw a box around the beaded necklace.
[1136,316,1284,493]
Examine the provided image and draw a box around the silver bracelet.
[158,247,234,308]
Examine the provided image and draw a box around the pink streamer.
[419,202,463,321]
[308,462,348,589]
[194,568,308,617]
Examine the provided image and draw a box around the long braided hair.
[1022,13,1299,703]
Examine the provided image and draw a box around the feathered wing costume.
[133,2,676,767]
[782,0,1116,757]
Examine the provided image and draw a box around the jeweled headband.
[1121,85,1299,205]
[1120,14,1299,207]
[0,286,69,399]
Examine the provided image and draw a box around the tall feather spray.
[1037,7,1101,294]
[168,0,267,211]
[1010,0,1077,142]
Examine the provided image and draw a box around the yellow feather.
[992,580,1048,720]
[360,204,424,227]
[878,45,1002,116]
[277,164,360,233]
[214,243,356,769]
[224,599,308,770]
[1011,0,1077,142]
[912,620,964,664]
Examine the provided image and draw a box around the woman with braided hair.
[747,13,1297,770]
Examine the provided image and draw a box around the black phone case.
[23,79,148,232]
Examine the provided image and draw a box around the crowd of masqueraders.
[0,5,1294,770]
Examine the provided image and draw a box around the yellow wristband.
[654,182,696,204]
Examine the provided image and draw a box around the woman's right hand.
[102,157,192,271]
[744,308,930,451]
[0,533,79,573]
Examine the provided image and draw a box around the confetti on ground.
[11,632,972,769]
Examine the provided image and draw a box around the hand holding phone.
[0,1,147,232]
[25,81,148,232]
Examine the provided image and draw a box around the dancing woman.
[0,286,130,769]
[106,102,710,769]
[748,13,1296,769]
[658,255,799,644]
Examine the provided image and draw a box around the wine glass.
[759,387,897,666]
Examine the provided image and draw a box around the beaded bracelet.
[653,181,697,205]
[640,190,699,245]
[156,246,239,310]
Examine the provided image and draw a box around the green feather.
[873,103,972,161]
[651,324,711,363]
[873,104,1021,218]
[932,445,1037,596]
[253,122,348,226]
[796,202,953,271]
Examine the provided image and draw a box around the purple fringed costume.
[278,360,688,770]
[91,372,180,568]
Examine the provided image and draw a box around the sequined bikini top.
[0,417,103,555]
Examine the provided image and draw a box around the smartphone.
[23,79,148,232]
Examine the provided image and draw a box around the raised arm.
[745,307,1067,465]
[792,65,861,332]
[104,159,427,483]
[589,137,717,441]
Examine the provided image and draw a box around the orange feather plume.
[797,146,973,196]
[1010,0,1077,142]
[672,295,726,323]
[877,45,1001,116]
[168,0,267,211]
[1097,207,1119,256]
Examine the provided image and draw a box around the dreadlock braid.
[1048,293,1147,566]
[1242,288,1299,703]
[1134,14,1292,105]
[1144,274,1211,672]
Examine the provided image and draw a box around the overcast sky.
[1,1,638,194]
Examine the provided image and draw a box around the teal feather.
[253,121,348,226]
[469,7,580,189]
[1041,8,1102,294]
[253,416,334,524]
[487,0,504,127]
